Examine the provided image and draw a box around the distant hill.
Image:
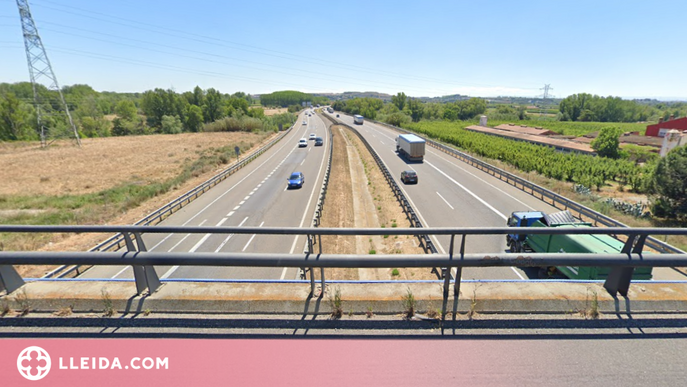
[312,91,393,102]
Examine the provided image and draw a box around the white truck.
[353,115,364,125]
[396,134,425,161]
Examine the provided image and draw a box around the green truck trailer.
[506,210,652,280]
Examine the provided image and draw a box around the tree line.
[0,83,300,141]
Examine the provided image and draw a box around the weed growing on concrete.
[467,287,478,320]
[1,298,9,317]
[53,306,73,317]
[16,289,30,317]
[366,306,374,318]
[101,288,114,317]
[329,286,343,320]
[144,309,151,317]
[402,288,416,319]
[391,268,400,276]
[369,249,376,254]
[584,289,600,320]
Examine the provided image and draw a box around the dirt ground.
[263,108,287,116]
[2,132,274,278]
[0,132,270,196]
[319,124,435,281]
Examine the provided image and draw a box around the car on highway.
[298,138,307,147]
[315,137,323,146]
[336,114,339,117]
[309,133,316,140]
[400,170,418,184]
[287,172,305,188]
[302,120,307,125]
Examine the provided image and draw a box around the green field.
[404,121,652,193]
[478,119,649,137]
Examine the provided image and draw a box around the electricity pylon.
[16,0,81,147]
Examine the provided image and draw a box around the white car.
[302,120,307,125]
[298,138,307,147]
[309,133,316,140]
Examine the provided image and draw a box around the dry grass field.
[0,132,271,197]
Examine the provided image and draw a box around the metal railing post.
[123,232,161,295]
[0,265,25,294]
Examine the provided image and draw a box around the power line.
[16,0,81,147]
[29,0,541,92]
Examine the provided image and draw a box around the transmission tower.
[539,84,553,116]
[16,0,81,147]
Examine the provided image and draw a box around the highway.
[326,112,561,280]
[81,110,330,281]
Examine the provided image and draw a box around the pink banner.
[2,338,497,386]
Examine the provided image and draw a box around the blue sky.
[1,0,685,99]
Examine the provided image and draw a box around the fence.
[1,225,686,309]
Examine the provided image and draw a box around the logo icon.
[17,346,51,381]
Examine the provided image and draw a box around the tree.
[391,92,407,111]
[202,88,224,123]
[407,98,424,122]
[652,145,687,220]
[185,105,204,132]
[114,100,138,121]
[0,93,33,141]
[161,115,183,134]
[591,126,623,159]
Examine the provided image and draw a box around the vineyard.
[473,119,648,137]
[405,121,654,193]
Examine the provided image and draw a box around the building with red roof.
[646,115,687,137]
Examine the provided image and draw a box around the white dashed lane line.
[436,191,454,210]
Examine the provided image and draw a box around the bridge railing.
[1,225,685,309]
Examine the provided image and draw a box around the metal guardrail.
[362,117,685,256]
[1,225,686,309]
[45,125,295,279]
[325,116,438,257]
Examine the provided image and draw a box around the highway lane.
[81,110,330,280]
[327,112,561,280]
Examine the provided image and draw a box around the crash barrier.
[360,116,684,256]
[323,116,438,258]
[45,126,295,279]
[1,225,686,311]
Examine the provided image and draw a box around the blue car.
[287,172,305,188]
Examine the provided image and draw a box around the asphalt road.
[327,112,566,280]
[81,110,330,281]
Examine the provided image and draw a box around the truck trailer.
[396,134,426,162]
[506,210,653,280]
[353,115,364,124]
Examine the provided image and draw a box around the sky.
[0,0,685,100]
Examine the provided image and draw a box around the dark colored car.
[400,170,418,184]
[315,137,324,146]
[287,172,305,188]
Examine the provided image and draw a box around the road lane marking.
[242,221,264,251]
[244,196,250,200]
[436,191,454,210]
[511,267,525,280]
[283,130,330,280]
[425,160,507,220]
[233,206,240,211]
[215,216,249,252]
[239,201,245,205]
[165,219,207,252]
[227,211,235,217]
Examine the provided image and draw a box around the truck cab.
[506,211,546,251]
